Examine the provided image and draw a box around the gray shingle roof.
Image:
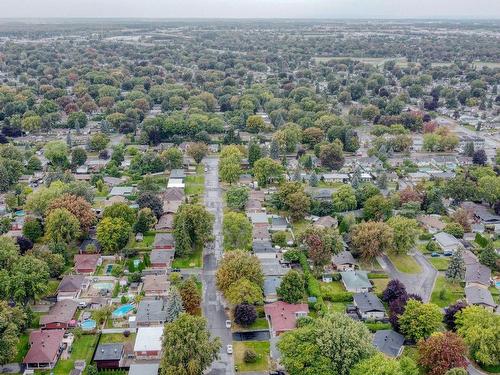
[94,343,123,361]
[373,330,405,357]
[136,299,167,324]
[465,263,491,286]
[465,285,496,308]
[332,251,357,266]
[353,292,385,314]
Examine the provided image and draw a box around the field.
[388,254,422,274]
[234,341,270,372]
[430,276,464,308]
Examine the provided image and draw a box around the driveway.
[377,252,438,302]
[202,156,235,375]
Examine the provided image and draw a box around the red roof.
[23,330,64,365]
[74,254,100,272]
[264,301,309,333]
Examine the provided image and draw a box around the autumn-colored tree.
[187,142,209,164]
[451,208,472,232]
[351,221,394,260]
[298,225,343,267]
[48,194,96,232]
[418,332,467,375]
[179,276,201,315]
[216,250,264,295]
[399,187,423,204]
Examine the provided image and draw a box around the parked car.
[431,252,439,257]
[227,345,233,354]
[225,320,232,329]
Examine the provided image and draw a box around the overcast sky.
[1,0,500,19]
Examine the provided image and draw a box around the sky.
[1,0,500,19]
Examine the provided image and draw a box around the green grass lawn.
[54,334,97,375]
[29,311,44,328]
[172,245,203,268]
[234,341,270,372]
[430,276,464,308]
[328,301,349,313]
[320,281,346,295]
[291,219,310,237]
[489,287,500,304]
[428,257,450,271]
[14,333,29,362]
[359,258,383,271]
[371,278,390,294]
[128,231,156,250]
[185,169,205,196]
[99,332,136,344]
[233,317,269,332]
[388,253,422,274]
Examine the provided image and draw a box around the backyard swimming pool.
[80,319,96,330]
[93,282,114,291]
[112,304,134,318]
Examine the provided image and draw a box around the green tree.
[278,313,375,375]
[160,313,221,375]
[445,248,466,282]
[10,255,50,305]
[246,115,266,133]
[96,217,131,253]
[478,176,500,206]
[223,211,252,250]
[133,208,157,234]
[162,147,183,170]
[399,299,443,341]
[478,242,498,269]
[226,278,263,305]
[387,216,419,254]
[332,185,357,212]
[299,225,343,267]
[351,221,394,260]
[88,132,109,152]
[351,353,418,375]
[173,204,214,257]
[187,142,208,164]
[22,218,43,242]
[216,250,264,294]
[71,147,87,167]
[248,141,262,167]
[225,186,249,211]
[455,306,500,366]
[0,301,27,365]
[319,140,345,170]
[166,286,184,322]
[45,208,81,244]
[277,269,305,304]
[444,222,464,238]
[363,194,393,221]
[253,157,284,187]
[44,140,69,168]
[103,202,136,226]
[21,115,42,132]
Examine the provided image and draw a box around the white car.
[225,320,232,329]
[226,344,233,354]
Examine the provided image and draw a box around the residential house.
[155,213,174,231]
[252,226,271,242]
[314,215,338,229]
[407,172,430,183]
[245,199,262,213]
[264,301,309,337]
[372,330,405,358]
[163,187,185,202]
[464,285,497,312]
[340,271,372,293]
[247,212,269,226]
[167,178,185,189]
[134,327,163,359]
[270,216,288,232]
[353,292,385,321]
[312,189,334,201]
[417,215,446,234]
[23,330,65,369]
[169,169,186,180]
[433,232,460,255]
[153,233,175,250]
[150,249,173,269]
[462,202,500,225]
[128,363,160,375]
[332,251,357,271]
[253,241,276,260]
[263,276,282,303]
[93,344,124,369]
[143,275,169,297]
[57,275,88,301]
[136,299,167,327]
[260,258,289,277]
[40,300,78,330]
[322,173,349,183]
[465,263,491,288]
[74,254,101,275]
[109,186,134,197]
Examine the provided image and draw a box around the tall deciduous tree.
[253,157,284,187]
[277,269,305,304]
[187,142,208,164]
[223,211,252,251]
[160,313,221,375]
[179,276,201,315]
[103,202,136,226]
[225,278,263,305]
[298,225,343,267]
[387,216,419,254]
[351,353,419,375]
[45,208,81,244]
[173,204,214,257]
[10,255,50,305]
[399,299,442,341]
[351,221,394,260]
[319,140,345,170]
[418,332,467,375]
[49,194,96,233]
[363,194,393,221]
[225,186,249,211]
[216,250,264,295]
[96,217,131,253]
[332,185,357,212]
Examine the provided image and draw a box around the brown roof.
[40,300,78,326]
[417,215,446,230]
[314,216,338,229]
[156,213,174,230]
[24,330,64,365]
[249,190,265,202]
[58,275,85,293]
[143,275,169,293]
[163,200,182,214]
[163,188,184,202]
[153,233,175,247]
[74,254,100,272]
[253,226,271,241]
[264,301,309,333]
[246,199,262,212]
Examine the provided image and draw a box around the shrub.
[234,303,257,326]
[272,231,288,247]
[123,330,130,337]
[330,292,354,302]
[475,233,488,248]
[244,349,257,363]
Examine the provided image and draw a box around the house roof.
[163,200,182,214]
[58,275,85,293]
[24,330,64,364]
[373,330,405,358]
[134,327,163,352]
[128,363,160,375]
[94,344,124,361]
[156,213,174,230]
[264,276,282,296]
[271,217,288,227]
[136,299,167,324]
[74,254,100,271]
[264,301,309,333]
[253,240,274,253]
[341,271,371,290]
[353,292,385,313]
[169,169,186,179]
[246,199,262,211]
[109,186,134,196]
[462,250,479,266]
[252,226,271,241]
[465,263,491,286]
[163,187,184,202]
[153,233,175,248]
[465,285,496,308]
[260,258,289,276]
[314,215,338,229]
[167,179,185,189]
[332,251,357,265]
[248,212,268,224]
[434,232,460,247]
[143,275,169,293]
[40,300,78,325]
[417,215,446,230]
[150,249,173,264]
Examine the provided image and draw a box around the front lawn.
[388,254,422,274]
[54,334,97,375]
[234,341,270,372]
[359,258,383,271]
[233,317,269,332]
[430,276,464,308]
[171,245,203,268]
[371,278,390,294]
[14,333,29,362]
[428,257,450,271]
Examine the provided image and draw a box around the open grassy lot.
[172,244,203,268]
[234,341,270,372]
[327,301,349,313]
[430,276,464,308]
[428,257,450,271]
[388,254,422,274]
[320,281,346,295]
[185,165,205,196]
[54,334,97,375]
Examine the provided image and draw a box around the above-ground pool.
[80,319,96,330]
[112,304,134,318]
[15,210,25,217]
[133,259,141,268]
[93,282,114,291]
[105,264,113,274]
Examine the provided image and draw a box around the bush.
[475,233,488,248]
[330,292,354,302]
[272,231,288,247]
[444,223,464,238]
[368,273,388,279]
[365,322,392,332]
[244,349,257,363]
[419,233,433,241]
[234,303,257,326]
[306,273,321,297]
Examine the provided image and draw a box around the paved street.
[202,156,235,375]
[377,252,438,302]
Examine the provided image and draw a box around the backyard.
[53,334,97,375]
[430,276,464,308]
[99,332,136,344]
[234,341,270,372]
